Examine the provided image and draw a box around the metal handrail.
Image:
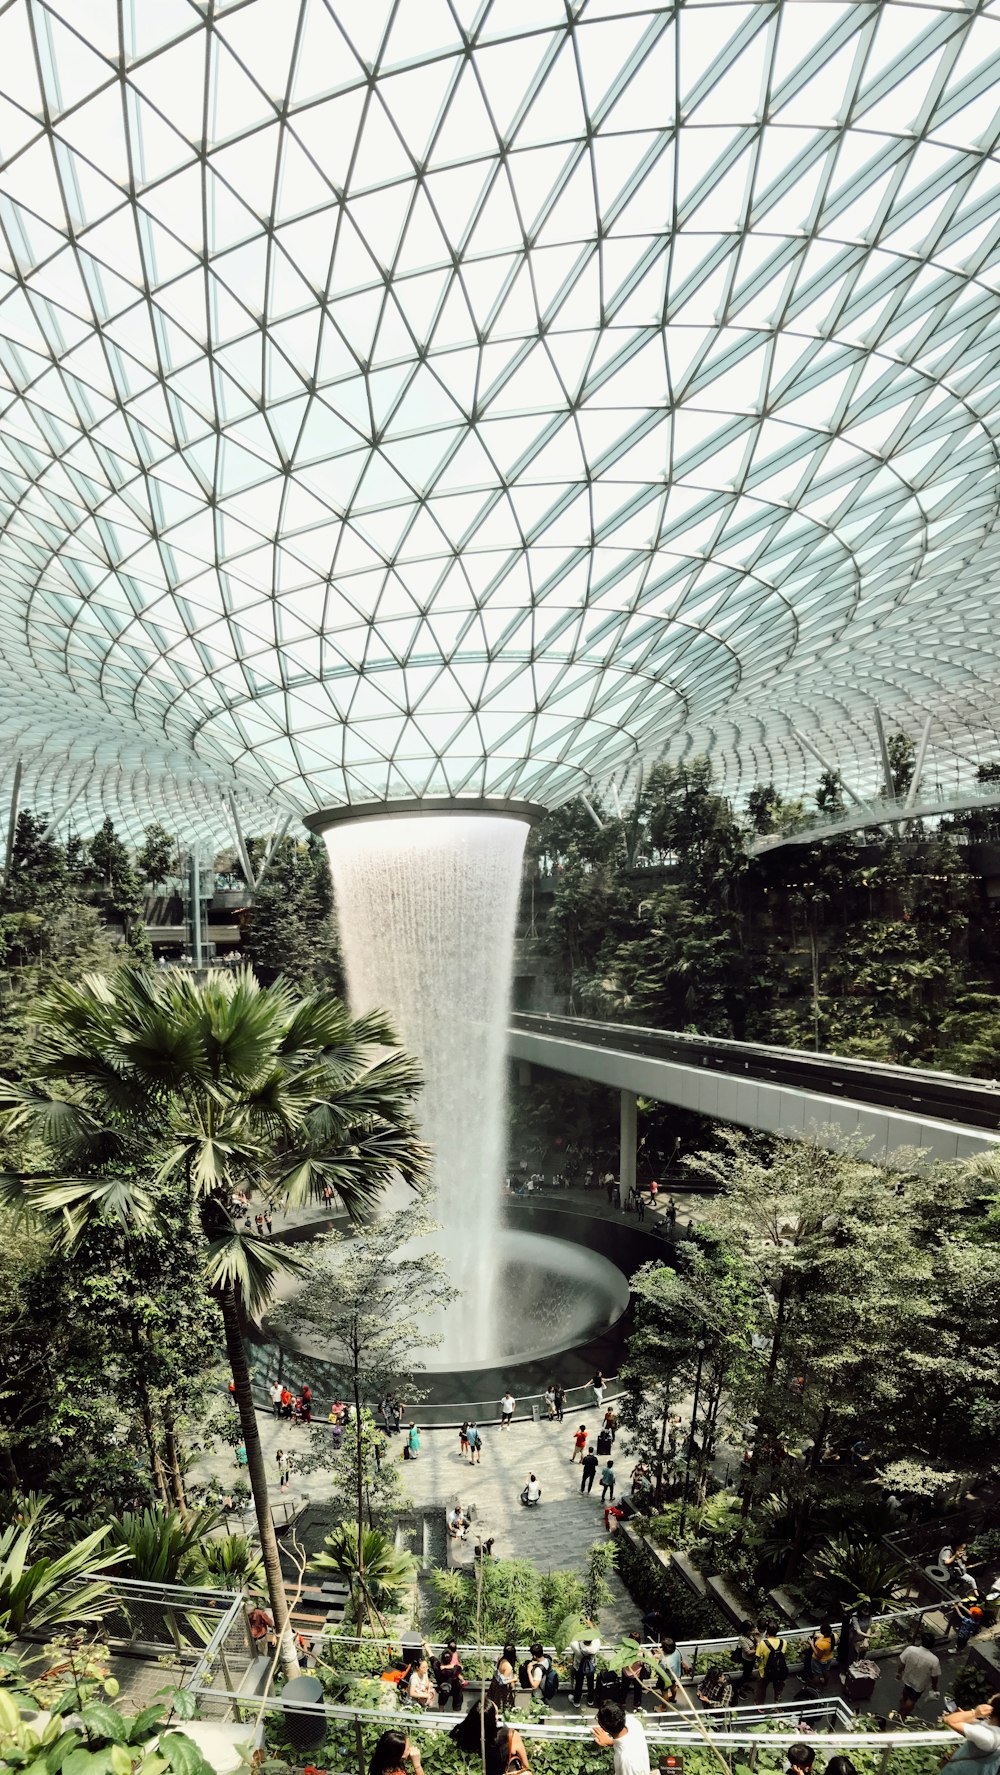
[181,1690,957,1749]
[286,1594,945,1663]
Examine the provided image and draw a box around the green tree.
[86,818,150,960]
[618,1241,757,1507]
[136,823,176,889]
[682,1129,963,1575]
[0,966,429,1676]
[271,1209,449,1625]
[242,836,341,987]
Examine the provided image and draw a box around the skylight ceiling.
[2,0,1000,841]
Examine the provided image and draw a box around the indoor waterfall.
[321,811,528,1363]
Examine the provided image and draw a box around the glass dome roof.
[2,0,1000,840]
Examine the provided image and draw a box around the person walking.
[806,1620,836,1686]
[591,1371,605,1408]
[407,1423,421,1460]
[656,1639,686,1704]
[435,1643,465,1712]
[499,1391,516,1429]
[467,1423,482,1464]
[666,1195,677,1230]
[459,1421,470,1459]
[572,1423,589,1463]
[581,1446,599,1494]
[569,1625,602,1706]
[754,1622,789,1704]
[554,1381,566,1422]
[263,1209,273,1234]
[603,1407,618,1441]
[592,1699,650,1774]
[735,1621,758,1695]
[488,1644,518,1715]
[896,1631,941,1719]
[600,1459,616,1502]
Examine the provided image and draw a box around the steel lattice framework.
[1,0,1000,842]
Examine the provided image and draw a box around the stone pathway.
[196,1404,641,1638]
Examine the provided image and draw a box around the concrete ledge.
[670,1550,708,1597]
[705,1573,754,1626]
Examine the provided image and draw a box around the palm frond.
[203,1229,312,1316]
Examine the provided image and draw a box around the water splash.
[322,812,528,1362]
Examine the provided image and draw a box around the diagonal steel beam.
[226,791,258,892]
[254,816,292,890]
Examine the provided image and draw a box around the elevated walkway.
[509,1012,1000,1164]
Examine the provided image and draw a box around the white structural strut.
[509,1025,1000,1165]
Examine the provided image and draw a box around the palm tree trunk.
[140,1395,170,1507]
[162,1407,188,1514]
[220,1284,299,1680]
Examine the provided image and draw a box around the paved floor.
[198,1404,642,1637]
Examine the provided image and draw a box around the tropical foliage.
[0,964,429,1677]
[0,1501,126,1637]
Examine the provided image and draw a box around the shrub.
[613,1531,726,1639]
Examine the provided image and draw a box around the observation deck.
[508,1011,1000,1164]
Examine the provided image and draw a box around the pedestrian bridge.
[508,1011,1000,1167]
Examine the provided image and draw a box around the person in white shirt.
[897,1632,942,1718]
[569,1626,602,1705]
[270,1379,283,1418]
[500,1392,516,1428]
[942,1696,1000,1774]
[446,1505,467,1539]
[592,1701,650,1775]
[520,1473,542,1506]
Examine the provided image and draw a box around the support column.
[190,850,203,969]
[3,760,22,885]
[619,1087,637,1209]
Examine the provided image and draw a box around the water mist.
[320,810,528,1363]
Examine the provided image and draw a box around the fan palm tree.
[313,1524,415,1622]
[0,965,429,1677]
[0,1500,128,1636]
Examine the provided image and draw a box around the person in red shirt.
[280,1386,292,1418]
[571,1424,588,1464]
[301,1385,313,1424]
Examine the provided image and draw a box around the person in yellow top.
[755,1622,789,1703]
[807,1621,836,1686]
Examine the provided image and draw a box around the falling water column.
[308,801,537,1365]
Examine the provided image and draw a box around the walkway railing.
[178,1687,957,1758]
[252,1376,623,1429]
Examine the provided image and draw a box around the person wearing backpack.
[467,1423,482,1464]
[755,1621,789,1703]
[569,1625,602,1704]
[520,1644,552,1697]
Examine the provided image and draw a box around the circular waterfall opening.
[261,1227,629,1374]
